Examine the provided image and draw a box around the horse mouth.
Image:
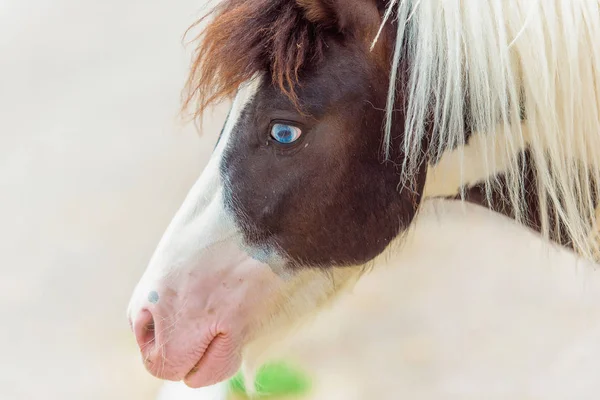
[183,333,242,388]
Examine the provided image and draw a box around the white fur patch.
[128,77,262,320]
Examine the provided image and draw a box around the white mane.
[377,0,600,260]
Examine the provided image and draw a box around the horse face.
[128,0,426,390]
[222,45,423,268]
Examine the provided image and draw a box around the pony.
[127,0,600,391]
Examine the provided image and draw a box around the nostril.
[133,309,156,351]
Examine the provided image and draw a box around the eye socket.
[270,123,302,144]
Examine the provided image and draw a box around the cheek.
[223,136,341,222]
[278,154,427,266]
[222,117,424,268]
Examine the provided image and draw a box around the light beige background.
[1,1,225,399]
[3,1,600,400]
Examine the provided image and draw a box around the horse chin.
[235,264,366,377]
[182,334,243,388]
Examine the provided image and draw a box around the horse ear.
[297,0,380,35]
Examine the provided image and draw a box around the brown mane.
[182,0,332,120]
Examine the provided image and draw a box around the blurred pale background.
[3,1,600,400]
[0,1,225,398]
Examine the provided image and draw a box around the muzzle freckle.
[148,290,160,304]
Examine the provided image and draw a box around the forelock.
[182,0,335,120]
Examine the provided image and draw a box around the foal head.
[128,0,426,388]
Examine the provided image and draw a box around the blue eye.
[270,123,302,144]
